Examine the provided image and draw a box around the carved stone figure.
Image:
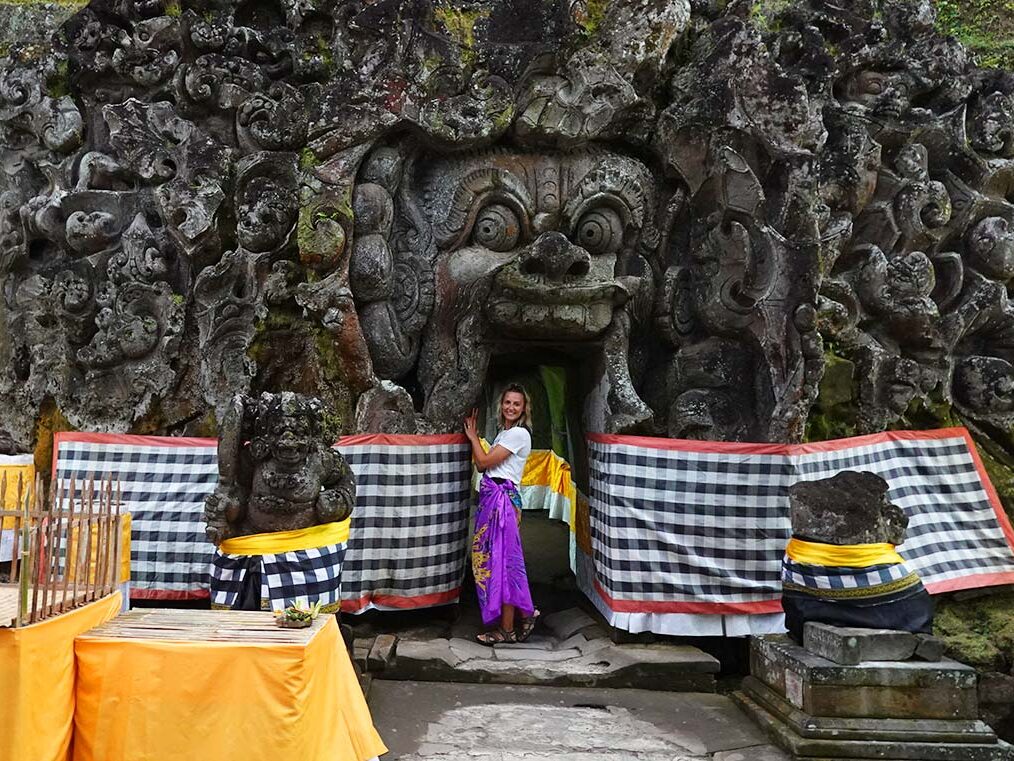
[204,392,355,544]
[783,471,933,643]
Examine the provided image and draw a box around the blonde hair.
[497,383,533,431]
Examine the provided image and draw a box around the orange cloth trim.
[73,615,386,761]
[0,592,121,761]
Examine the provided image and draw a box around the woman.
[464,383,539,645]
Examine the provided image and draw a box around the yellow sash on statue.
[785,537,904,568]
[218,519,351,556]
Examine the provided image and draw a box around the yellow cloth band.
[785,537,904,568]
[219,519,351,556]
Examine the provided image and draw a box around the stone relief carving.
[1,0,1014,465]
[204,391,356,543]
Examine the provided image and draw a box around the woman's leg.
[501,604,515,633]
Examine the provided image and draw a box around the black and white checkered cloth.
[588,429,1014,613]
[54,434,472,609]
[211,543,346,611]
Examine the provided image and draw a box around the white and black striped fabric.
[53,433,473,611]
[587,428,1014,617]
[210,543,346,611]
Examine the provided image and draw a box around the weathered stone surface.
[0,0,1013,467]
[803,622,918,665]
[751,635,979,721]
[203,391,356,542]
[915,633,946,662]
[369,681,782,760]
[789,472,907,546]
[366,633,398,672]
[739,634,1013,761]
[544,607,596,641]
[377,634,718,692]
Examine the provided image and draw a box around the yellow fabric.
[786,537,905,568]
[68,514,133,584]
[73,615,387,761]
[521,450,578,530]
[218,519,351,555]
[0,592,121,761]
[0,458,34,528]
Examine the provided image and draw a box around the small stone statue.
[204,392,355,544]
[781,471,933,643]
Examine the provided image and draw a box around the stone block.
[543,608,596,640]
[736,687,1013,760]
[914,633,946,662]
[737,635,1012,761]
[751,635,978,720]
[367,633,398,672]
[803,622,917,665]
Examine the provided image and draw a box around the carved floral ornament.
[1,0,1014,456]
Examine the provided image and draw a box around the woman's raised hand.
[463,408,479,440]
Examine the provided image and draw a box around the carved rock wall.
[0,0,1013,476]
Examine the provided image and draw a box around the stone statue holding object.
[205,392,355,612]
[781,470,933,643]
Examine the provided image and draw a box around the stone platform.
[352,606,719,692]
[735,634,1013,761]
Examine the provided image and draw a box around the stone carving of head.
[423,149,654,341]
[249,391,325,467]
[841,69,916,120]
[235,155,297,253]
[967,216,1014,281]
[789,471,908,546]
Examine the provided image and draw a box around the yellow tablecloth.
[73,615,387,761]
[0,592,122,761]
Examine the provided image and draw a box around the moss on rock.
[934,0,1014,69]
[935,592,1014,671]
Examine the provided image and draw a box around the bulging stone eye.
[472,204,520,251]
[574,207,623,254]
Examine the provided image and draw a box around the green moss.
[164,0,181,17]
[45,59,69,98]
[299,147,319,170]
[750,0,790,32]
[805,349,858,441]
[432,3,489,64]
[934,0,1014,69]
[575,0,610,39]
[935,592,1014,670]
[33,399,74,483]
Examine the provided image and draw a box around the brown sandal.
[476,627,517,646]
[516,609,540,642]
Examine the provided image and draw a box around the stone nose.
[519,232,591,280]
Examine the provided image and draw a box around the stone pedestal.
[735,634,1013,760]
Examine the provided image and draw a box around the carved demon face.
[250,392,322,467]
[421,149,654,341]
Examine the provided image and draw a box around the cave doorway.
[475,351,591,609]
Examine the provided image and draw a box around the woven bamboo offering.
[0,472,124,627]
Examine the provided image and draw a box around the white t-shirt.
[486,426,532,486]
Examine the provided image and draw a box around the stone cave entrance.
[474,350,594,611]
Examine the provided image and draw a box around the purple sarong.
[472,475,535,626]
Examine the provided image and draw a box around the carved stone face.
[251,393,321,467]
[421,149,653,341]
[66,210,119,254]
[968,216,1014,281]
[841,70,914,120]
[236,177,297,253]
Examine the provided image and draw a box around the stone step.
[735,688,1014,761]
[374,635,719,691]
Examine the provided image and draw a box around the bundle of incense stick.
[0,471,124,627]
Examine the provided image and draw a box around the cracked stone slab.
[378,637,718,690]
[543,608,597,640]
[369,681,780,759]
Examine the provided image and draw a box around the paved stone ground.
[355,606,720,691]
[368,681,790,760]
